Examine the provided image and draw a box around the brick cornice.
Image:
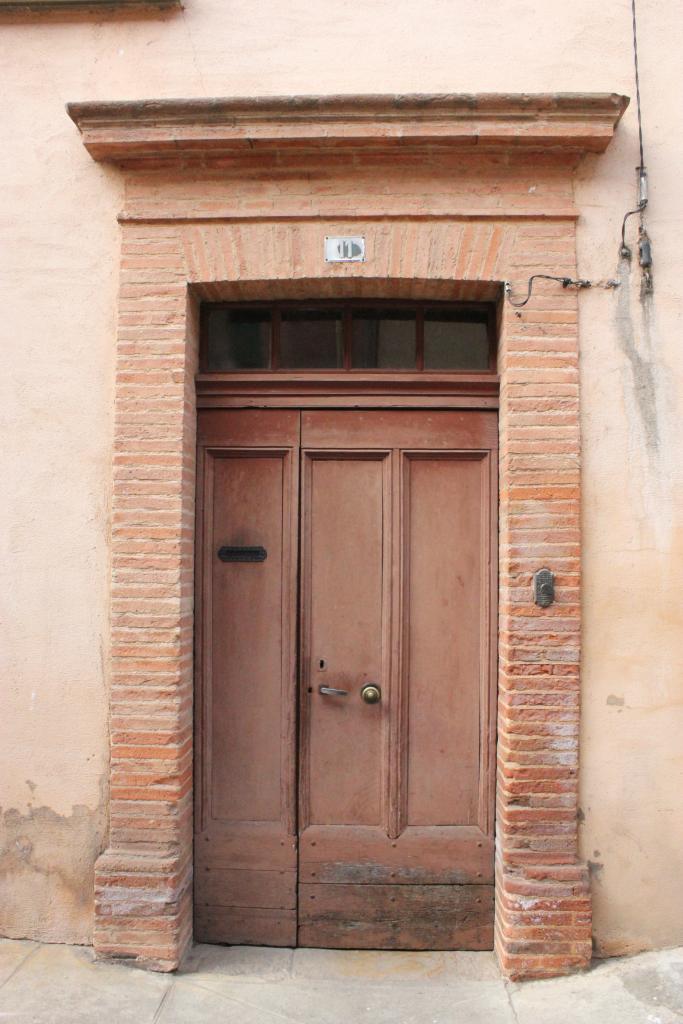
[67,92,629,168]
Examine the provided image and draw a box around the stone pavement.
[0,939,681,1024]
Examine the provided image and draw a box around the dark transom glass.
[279,309,343,369]
[424,311,490,370]
[201,302,494,373]
[351,308,416,369]
[205,308,271,370]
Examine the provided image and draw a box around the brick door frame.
[69,93,628,980]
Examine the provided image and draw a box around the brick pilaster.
[93,227,197,970]
[494,247,591,978]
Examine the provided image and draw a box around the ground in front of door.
[0,939,681,1024]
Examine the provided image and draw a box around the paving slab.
[509,947,683,1024]
[0,939,38,987]
[0,937,681,1024]
[167,975,515,1024]
[180,943,294,983]
[618,947,683,1020]
[0,942,170,1024]
[171,945,513,1024]
[290,947,501,984]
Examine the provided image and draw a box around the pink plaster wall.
[0,0,681,954]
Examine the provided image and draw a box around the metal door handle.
[318,685,349,697]
[360,683,381,704]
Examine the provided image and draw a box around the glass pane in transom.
[204,308,271,370]
[351,309,416,369]
[279,309,343,369]
[424,312,490,370]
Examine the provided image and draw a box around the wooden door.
[195,407,497,950]
[298,411,497,949]
[194,410,300,946]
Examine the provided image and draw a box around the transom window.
[201,301,496,373]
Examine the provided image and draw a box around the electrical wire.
[504,275,591,309]
[507,1,651,303]
[620,0,650,268]
[631,0,645,169]
[621,206,642,256]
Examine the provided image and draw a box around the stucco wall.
[0,0,680,954]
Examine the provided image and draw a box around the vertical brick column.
[494,223,592,979]
[93,225,197,970]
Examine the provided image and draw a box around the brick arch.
[194,275,501,304]
[177,222,511,300]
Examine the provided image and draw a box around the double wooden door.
[195,408,497,949]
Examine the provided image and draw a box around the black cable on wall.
[506,0,653,307]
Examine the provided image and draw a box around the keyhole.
[319,659,326,671]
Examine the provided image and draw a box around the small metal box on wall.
[533,568,555,608]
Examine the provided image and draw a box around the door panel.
[195,867,296,910]
[195,907,296,948]
[404,454,485,828]
[210,455,287,824]
[301,454,389,828]
[198,408,300,448]
[297,825,493,884]
[298,883,494,950]
[194,410,299,946]
[301,409,497,450]
[297,410,497,949]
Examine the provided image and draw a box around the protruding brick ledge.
[94,849,192,972]
[495,862,592,980]
[66,93,629,167]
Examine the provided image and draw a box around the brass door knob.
[360,684,381,705]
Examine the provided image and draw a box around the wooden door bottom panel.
[196,868,296,910]
[195,825,297,872]
[297,883,494,950]
[195,906,297,947]
[299,826,494,884]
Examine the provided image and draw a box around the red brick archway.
[68,93,627,979]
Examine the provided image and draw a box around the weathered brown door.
[195,408,497,949]
[194,410,300,946]
[298,410,497,948]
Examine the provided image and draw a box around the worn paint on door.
[195,409,497,949]
[194,411,300,946]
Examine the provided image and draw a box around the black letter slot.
[217,545,267,563]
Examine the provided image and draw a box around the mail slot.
[217,546,267,563]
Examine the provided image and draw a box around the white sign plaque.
[324,236,365,262]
